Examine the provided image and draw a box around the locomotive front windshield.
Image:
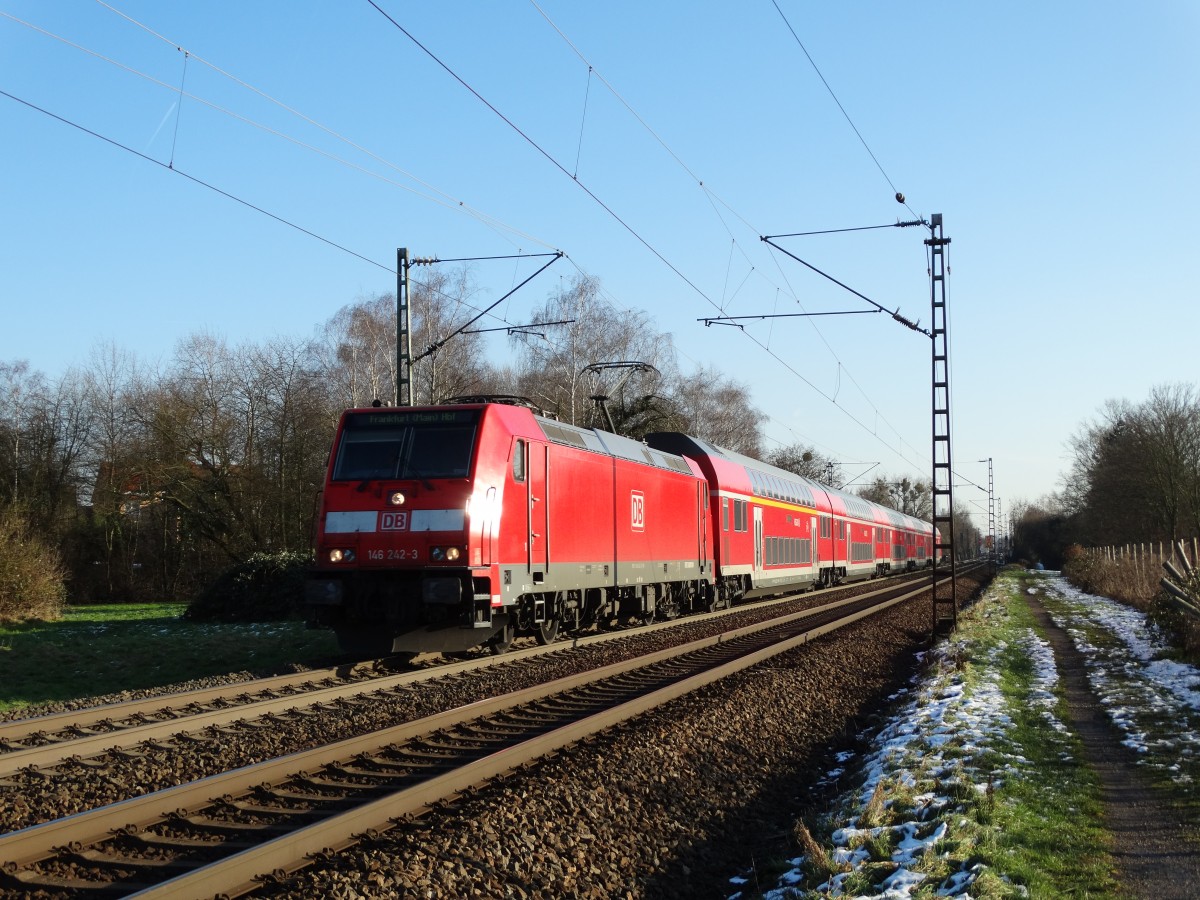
[332,409,480,481]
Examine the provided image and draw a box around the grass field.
[0,604,340,713]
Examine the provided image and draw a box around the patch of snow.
[730,572,1199,898]
[1040,578,1200,768]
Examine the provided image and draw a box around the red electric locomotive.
[306,403,714,657]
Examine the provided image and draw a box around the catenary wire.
[82,2,729,394]
[363,0,719,313]
[0,88,567,350]
[93,0,925,472]
[0,89,395,275]
[14,4,932,481]
[76,3,559,252]
[768,0,919,221]
[367,0,929,474]
[524,0,929,467]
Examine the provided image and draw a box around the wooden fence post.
[1162,538,1200,619]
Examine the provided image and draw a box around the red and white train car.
[306,402,938,657]
[645,433,938,602]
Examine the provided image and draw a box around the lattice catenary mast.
[926,214,957,631]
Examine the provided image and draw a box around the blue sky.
[2,1,1198,531]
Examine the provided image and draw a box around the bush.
[1062,544,1158,609]
[0,503,67,623]
[185,550,312,622]
[1063,542,1200,661]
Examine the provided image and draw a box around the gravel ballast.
[264,592,947,899]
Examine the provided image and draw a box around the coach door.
[811,515,819,569]
[753,506,763,578]
[527,442,548,576]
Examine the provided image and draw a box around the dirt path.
[1026,593,1200,898]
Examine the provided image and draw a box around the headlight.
[430,546,461,562]
[389,491,405,506]
[329,549,355,563]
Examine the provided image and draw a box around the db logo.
[380,511,409,531]
[630,491,645,532]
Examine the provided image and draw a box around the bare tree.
[242,335,334,551]
[409,269,502,403]
[951,500,982,561]
[857,475,932,519]
[1010,496,1074,568]
[514,275,670,426]
[0,360,92,527]
[0,360,41,504]
[80,342,144,599]
[765,443,838,484]
[668,364,764,456]
[317,271,501,409]
[1061,384,1200,545]
[1136,383,1200,540]
[319,293,397,408]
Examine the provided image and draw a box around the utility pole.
[928,214,957,632]
[396,247,410,407]
[996,497,1004,562]
[395,248,447,406]
[978,457,994,570]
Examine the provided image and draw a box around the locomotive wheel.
[535,616,560,645]
[488,621,515,655]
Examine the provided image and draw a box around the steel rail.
[132,581,927,898]
[0,581,928,876]
[0,583,813,747]
[0,663,374,745]
[0,573,933,774]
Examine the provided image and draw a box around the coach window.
[722,497,730,531]
[820,515,831,539]
[512,440,526,482]
[838,521,846,541]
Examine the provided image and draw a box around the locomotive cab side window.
[512,439,527,482]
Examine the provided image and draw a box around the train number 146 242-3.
[367,548,418,561]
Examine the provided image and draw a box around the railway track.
[0,570,939,783]
[0,576,936,898]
